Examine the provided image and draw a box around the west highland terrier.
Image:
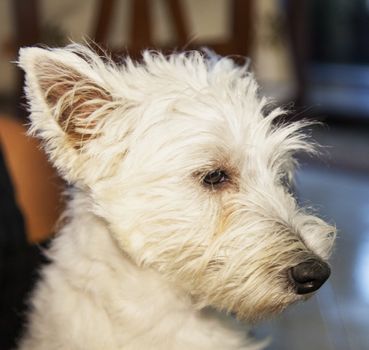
[17,44,336,350]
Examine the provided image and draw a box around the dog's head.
[19,45,336,321]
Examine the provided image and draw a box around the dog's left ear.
[18,46,119,184]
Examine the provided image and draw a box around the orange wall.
[0,116,63,242]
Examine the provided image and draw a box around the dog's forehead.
[108,52,273,145]
[113,53,311,171]
[132,61,264,137]
[121,52,259,114]
[130,99,281,175]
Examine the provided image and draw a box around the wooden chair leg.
[232,0,254,57]
[93,0,116,47]
[131,0,152,53]
[166,0,189,47]
[11,0,40,121]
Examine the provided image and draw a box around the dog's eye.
[280,173,290,187]
[203,169,228,186]
[280,172,294,192]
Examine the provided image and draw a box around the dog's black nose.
[289,259,331,294]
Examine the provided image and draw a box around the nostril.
[289,259,331,295]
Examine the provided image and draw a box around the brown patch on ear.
[35,58,113,148]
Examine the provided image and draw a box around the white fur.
[17,45,335,350]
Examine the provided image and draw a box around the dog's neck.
[42,190,258,350]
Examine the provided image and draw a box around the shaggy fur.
[17,45,335,350]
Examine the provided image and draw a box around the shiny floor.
[256,125,369,350]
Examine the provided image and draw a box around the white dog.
[17,45,335,350]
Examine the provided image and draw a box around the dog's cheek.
[91,179,221,267]
[137,195,221,268]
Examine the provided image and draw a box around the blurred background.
[0,1,368,349]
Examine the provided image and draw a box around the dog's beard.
[131,224,311,321]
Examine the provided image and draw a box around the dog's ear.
[18,46,119,184]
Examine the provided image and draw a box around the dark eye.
[280,172,294,192]
[203,169,228,186]
[280,173,290,187]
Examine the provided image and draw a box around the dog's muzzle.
[288,259,331,294]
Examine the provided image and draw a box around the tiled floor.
[255,125,369,350]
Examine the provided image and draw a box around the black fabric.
[0,144,45,350]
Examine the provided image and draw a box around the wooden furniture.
[11,0,255,119]
[93,0,254,58]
